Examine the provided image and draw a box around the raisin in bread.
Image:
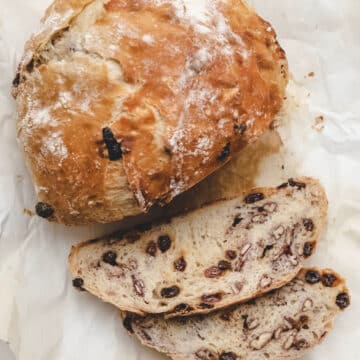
[69,177,327,317]
[125,268,350,360]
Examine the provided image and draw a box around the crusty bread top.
[14,0,288,225]
[126,268,350,360]
[69,177,327,316]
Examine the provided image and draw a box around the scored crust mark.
[35,202,54,219]
[102,127,122,161]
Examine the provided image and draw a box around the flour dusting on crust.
[42,131,68,160]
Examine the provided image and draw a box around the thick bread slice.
[69,178,327,317]
[125,268,350,360]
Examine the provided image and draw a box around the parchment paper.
[0,0,359,359]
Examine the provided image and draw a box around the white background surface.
[0,341,14,360]
[0,0,360,359]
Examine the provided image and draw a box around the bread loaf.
[69,178,327,317]
[125,268,350,360]
[13,0,288,225]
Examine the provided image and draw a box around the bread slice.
[125,268,350,360]
[69,177,327,317]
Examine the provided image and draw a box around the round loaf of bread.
[13,0,288,225]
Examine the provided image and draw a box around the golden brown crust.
[14,0,288,225]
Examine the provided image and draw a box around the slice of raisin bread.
[125,268,350,360]
[69,177,327,317]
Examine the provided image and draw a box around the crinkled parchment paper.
[0,0,359,359]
